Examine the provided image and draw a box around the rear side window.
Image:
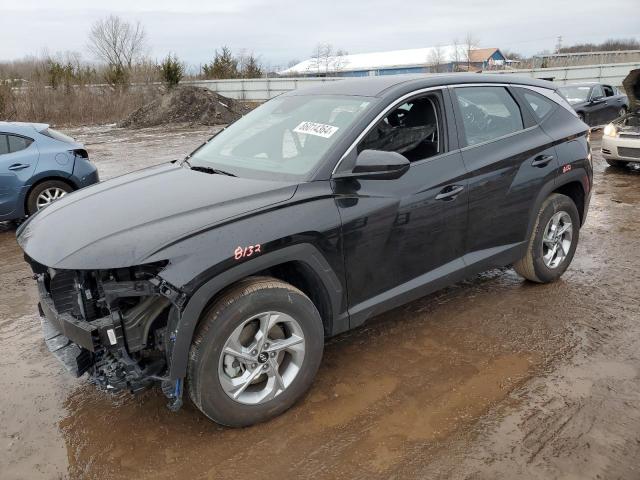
[8,135,33,153]
[522,90,556,121]
[453,87,524,146]
[603,85,615,97]
[0,134,8,155]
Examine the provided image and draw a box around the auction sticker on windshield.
[293,121,339,138]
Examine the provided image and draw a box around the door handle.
[531,155,554,168]
[435,185,465,201]
[8,163,30,171]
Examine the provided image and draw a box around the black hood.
[622,68,639,111]
[17,163,297,269]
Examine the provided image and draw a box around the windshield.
[558,85,591,105]
[188,95,373,180]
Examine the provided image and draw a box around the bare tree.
[463,33,480,71]
[88,15,147,71]
[333,49,349,73]
[309,43,348,75]
[428,45,445,73]
[451,38,463,71]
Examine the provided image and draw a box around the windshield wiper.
[188,163,236,177]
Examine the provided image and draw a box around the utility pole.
[555,35,563,54]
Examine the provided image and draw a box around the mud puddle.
[1,129,639,479]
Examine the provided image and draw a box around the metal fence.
[182,77,342,101]
[482,61,640,87]
[183,62,640,100]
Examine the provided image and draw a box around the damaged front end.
[28,257,186,409]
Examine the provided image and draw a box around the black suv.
[17,74,592,426]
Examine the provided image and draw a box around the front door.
[587,85,609,125]
[334,89,468,327]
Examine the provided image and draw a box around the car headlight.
[603,124,618,137]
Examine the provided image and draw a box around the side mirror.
[590,95,604,103]
[333,149,410,180]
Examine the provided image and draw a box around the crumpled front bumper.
[36,277,116,377]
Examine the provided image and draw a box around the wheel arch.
[553,180,586,224]
[525,170,589,242]
[166,243,346,380]
[23,175,77,214]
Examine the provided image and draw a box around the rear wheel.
[617,107,627,118]
[514,194,580,283]
[26,180,72,216]
[187,277,324,427]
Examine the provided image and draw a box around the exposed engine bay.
[27,257,186,408]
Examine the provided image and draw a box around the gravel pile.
[120,86,250,128]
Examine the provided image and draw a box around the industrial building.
[279,45,507,77]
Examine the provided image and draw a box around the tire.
[617,107,627,118]
[577,112,585,123]
[187,276,324,427]
[606,158,627,168]
[514,194,580,283]
[26,180,72,216]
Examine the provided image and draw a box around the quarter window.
[522,90,556,121]
[453,86,524,146]
[8,135,33,153]
[358,94,443,162]
[0,135,8,155]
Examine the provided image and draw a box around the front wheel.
[187,277,324,427]
[514,194,580,283]
[606,158,628,168]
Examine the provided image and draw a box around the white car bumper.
[602,133,640,162]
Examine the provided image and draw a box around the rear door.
[335,88,469,326]
[0,133,39,217]
[603,84,627,120]
[450,85,558,269]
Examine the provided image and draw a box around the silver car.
[602,69,640,167]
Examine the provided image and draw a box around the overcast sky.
[1,0,638,69]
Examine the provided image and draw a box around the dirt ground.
[1,126,639,480]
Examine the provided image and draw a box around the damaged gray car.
[602,69,640,166]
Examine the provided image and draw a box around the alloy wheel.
[541,211,573,269]
[218,311,306,405]
[36,187,67,210]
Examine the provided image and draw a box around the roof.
[280,45,502,75]
[0,122,48,134]
[282,73,556,98]
[468,48,501,63]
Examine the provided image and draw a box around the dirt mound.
[120,86,250,128]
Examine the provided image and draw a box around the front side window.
[358,94,443,162]
[189,95,373,180]
[591,85,604,100]
[453,86,524,146]
[8,135,33,153]
[522,90,556,121]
